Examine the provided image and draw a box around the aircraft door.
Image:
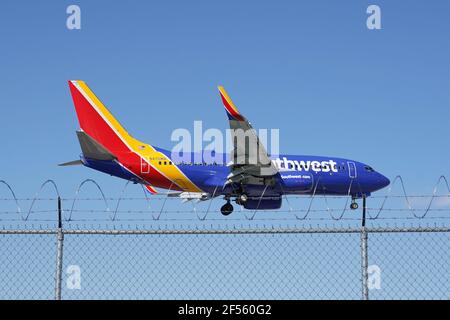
[140,157,150,174]
[347,161,357,179]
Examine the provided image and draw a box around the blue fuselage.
[153,149,390,198]
[83,148,390,198]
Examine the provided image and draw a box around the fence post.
[360,196,369,300]
[55,196,64,300]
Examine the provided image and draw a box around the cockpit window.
[364,166,375,172]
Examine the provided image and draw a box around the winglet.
[218,86,245,121]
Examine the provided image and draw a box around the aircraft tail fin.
[68,80,148,155]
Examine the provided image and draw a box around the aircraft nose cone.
[378,174,390,189]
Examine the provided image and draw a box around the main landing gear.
[221,193,249,216]
[350,199,359,210]
[220,201,234,216]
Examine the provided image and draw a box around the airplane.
[61,80,390,215]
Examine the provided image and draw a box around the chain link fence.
[0,225,448,300]
[1,179,449,299]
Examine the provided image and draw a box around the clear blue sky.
[1,0,450,200]
[0,0,449,300]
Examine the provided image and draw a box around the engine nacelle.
[243,197,282,210]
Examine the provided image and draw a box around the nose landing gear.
[350,200,359,210]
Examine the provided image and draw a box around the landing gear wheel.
[350,202,359,210]
[220,202,234,216]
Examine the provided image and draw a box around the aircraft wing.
[218,86,278,186]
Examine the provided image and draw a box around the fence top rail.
[0,226,449,235]
[0,229,57,235]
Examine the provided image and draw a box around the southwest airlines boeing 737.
[61,81,390,215]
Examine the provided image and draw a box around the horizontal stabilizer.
[58,160,83,166]
[76,130,116,161]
